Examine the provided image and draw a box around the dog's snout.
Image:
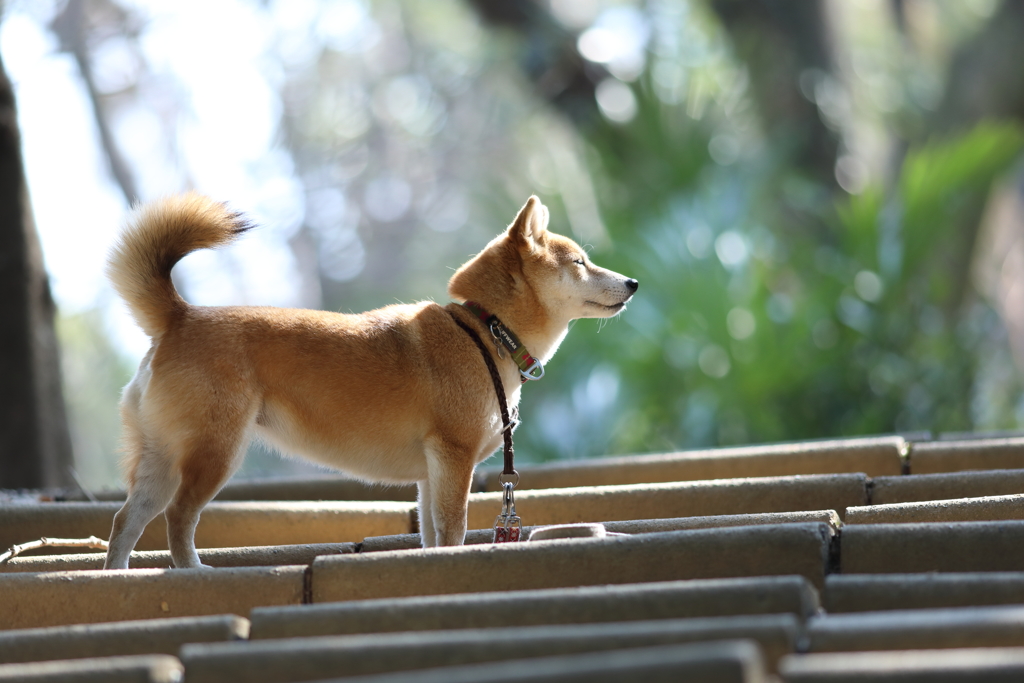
[625,279,639,292]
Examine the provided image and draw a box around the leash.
[449,302,543,543]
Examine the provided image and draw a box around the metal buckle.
[520,358,544,381]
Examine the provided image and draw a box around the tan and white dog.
[103,193,637,569]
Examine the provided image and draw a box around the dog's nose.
[625,279,639,292]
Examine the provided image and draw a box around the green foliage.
[515,120,1024,462]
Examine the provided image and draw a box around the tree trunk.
[464,0,605,127]
[932,0,1024,133]
[0,51,74,489]
[709,0,841,187]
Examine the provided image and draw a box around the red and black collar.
[461,301,544,383]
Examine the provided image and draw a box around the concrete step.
[840,521,1024,574]
[846,494,1024,525]
[1,474,857,560]
[823,573,1024,613]
[870,469,1024,505]
[910,437,1024,474]
[0,654,183,682]
[70,477,419,503]
[64,435,901,505]
[249,576,820,639]
[0,566,305,630]
[311,523,833,602]
[215,478,418,502]
[464,474,867,529]
[1,543,354,573]
[476,436,904,491]
[0,614,246,665]
[779,647,1024,682]
[806,605,1024,653]
[181,617,795,682]
[605,509,841,533]
[0,502,413,555]
[307,641,767,683]
[361,510,842,552]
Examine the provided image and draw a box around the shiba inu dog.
[103,193,637,569]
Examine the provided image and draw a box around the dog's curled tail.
[107,192,253,338]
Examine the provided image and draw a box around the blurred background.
[3,0,1024,491]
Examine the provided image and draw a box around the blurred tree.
[0,51,74,488]
[51,0,140,205]
[926,0,1024,323]
[10,0,1024,487]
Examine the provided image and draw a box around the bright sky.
[0,0,321,362]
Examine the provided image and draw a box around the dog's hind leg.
[424,438,476,547]
[417,479,436,548]
[105,440,179,570]
[106,351,174,570]
[164,424,251,569]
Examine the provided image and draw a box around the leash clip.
[493,480,522,543]
[487,320,507,359]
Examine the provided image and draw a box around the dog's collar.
[461,301,545,382]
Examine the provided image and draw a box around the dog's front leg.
[424,440,475,547]
[416,479,436,548]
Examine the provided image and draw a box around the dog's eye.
[573,258,585,266]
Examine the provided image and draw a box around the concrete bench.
[1,543,354,573]
[249,576,820,639]
[214,478,418,502]
[361,510,841,552]
[464,474,867,529]
[0,566,305,630]
[823,573,1024,613]
[0,614,246,665]
[310,641,768,683]
[69,477,419,503]
[806,605,1024,652]
[840,521,1024,574]
[779,647,1024,682]
[870,469,1024,505]
[846,493,1024,525]
[476,436,904,491]
[182,617,794,682]
[312,523,834,602]
[0,502,414,555]
[910,437,1024,474]
[0,654,183,682]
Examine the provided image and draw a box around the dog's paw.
[173,557,214,570]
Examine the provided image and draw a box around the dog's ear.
[507,196,549,249]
